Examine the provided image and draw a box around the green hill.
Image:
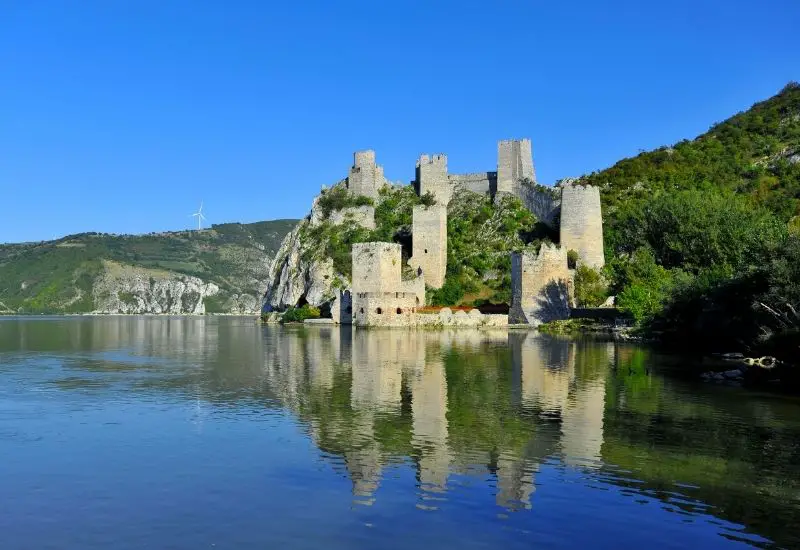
[575,82,800,362]
[580,81,800,226]
[0,220,297,314]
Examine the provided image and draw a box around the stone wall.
[347,150,386,200]
[497,139,536,195]
[409,205,447,289]
[515,181,561,228]
[415,154,451,205]
[559,182,605,269]
[352,242,403,293]
[353,291,419,327]
[329,205,376,229]
[509,244,572,326]
[448,172,496,195]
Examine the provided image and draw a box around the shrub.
[281,304,321,323]
[316,186,374,219]
[573,265,608,307]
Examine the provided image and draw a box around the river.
[1,316,798,549]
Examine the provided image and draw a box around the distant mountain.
[0,220,297,314]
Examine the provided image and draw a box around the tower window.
[396,307,403,314]
[376,307,382,314]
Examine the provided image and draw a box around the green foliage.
[573,265,609,307]
[650,234,800,362]
[611,248,688,323]
[427,278,466,306]
[567,249,579,269]
[298,185,423,279]
[609,190,786,274]
[0,220,296,313]
[581,82,800,224]
[281,304,321,323]
[316,186,374,219]
[436,190,537,306]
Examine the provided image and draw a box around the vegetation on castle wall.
[316,186,374,219]
[300,185,430,278]
[429,190,541,306]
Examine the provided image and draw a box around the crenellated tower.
[347,150,386,200]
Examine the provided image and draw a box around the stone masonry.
[351,242,423,327]
[324,139,603,328]
[497,139,536,195]
[409,205,447,289]
[559,181,605,269]
[509,243,573,326]
[415,154,451,205]
[347,150,386,200]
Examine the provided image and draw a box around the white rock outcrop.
[92,261,220,314]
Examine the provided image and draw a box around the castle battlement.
[347,150,385,200]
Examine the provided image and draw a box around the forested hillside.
[0,220,296,314]
[573,82,800,363]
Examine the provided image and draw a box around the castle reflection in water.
[259,326,614,511]
[0,317,616,512]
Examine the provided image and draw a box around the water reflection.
[2,317,800,549]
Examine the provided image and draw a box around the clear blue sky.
[1,0,798,243]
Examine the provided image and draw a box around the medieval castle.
[333,138,605,327]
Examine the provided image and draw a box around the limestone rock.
[92,261,219,314]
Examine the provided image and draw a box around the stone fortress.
[334,137,605,327]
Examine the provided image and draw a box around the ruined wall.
[329,205,376,229]
[515,182,561,228]
[353,291,419,327]
[415,154,451,205]
[497,139,536,195]
[509,244,572,326]
[409,205,447,289]
[559,182,605,269]
[448,172,496,195]
[347,150,385,200]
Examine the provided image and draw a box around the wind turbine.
[190,202,207,230]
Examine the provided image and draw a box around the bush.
[427,278,465,306]
[281,304,321,323]
[573,265,608,307]
[316,186,374,219]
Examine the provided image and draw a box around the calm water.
[1,317,799,549]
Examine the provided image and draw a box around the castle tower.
[497,139,536,195]
[347,150,386,200]
[351,242,421,327]
[415,154,451,205]
[352,242,402,294]
[559,182,605,269]
[509,244,572,326]
[409,205,447,289]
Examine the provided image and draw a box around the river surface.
[1,316,799,549]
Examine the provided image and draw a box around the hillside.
[579,82,800,227]
[0,220,297,314]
